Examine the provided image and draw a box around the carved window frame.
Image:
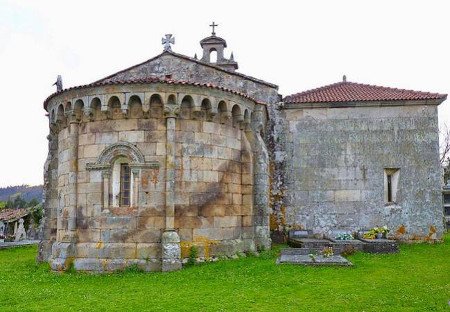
[86,142,159,208]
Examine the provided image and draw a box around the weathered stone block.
[200,204,226,217]
[83,144,105,158]
[335,190,361,202]
[96,132,118,144]
[119,130,145,142]
[214,216,240,228]
[225,204,242,216]
[136,243,161,259]
[156,142,166,155]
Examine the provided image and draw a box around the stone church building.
[38,29,447,272]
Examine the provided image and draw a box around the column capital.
[164,105,180,119]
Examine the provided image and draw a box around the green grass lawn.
[0,236,449,312]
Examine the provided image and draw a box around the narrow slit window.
[384,168,400,204]
[387,174,393,203]
[120,163,131,206]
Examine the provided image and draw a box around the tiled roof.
[43,77,262,110]
[95,51,277,88]
[284,81,447,104]
[0,208,30,222]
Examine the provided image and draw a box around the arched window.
[112,157,132,207]
[86,142,159,209]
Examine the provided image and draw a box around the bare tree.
[440,124,450,184]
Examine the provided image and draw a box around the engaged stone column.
[250,105,271,249]
[162,105,181,271]
[132,168,140,207]
[165,115,176,230]
[102,170,110,209]
[38,126,59,262]
[49,112,78,271]
[66,112,79,238]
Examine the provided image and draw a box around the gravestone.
[0,221,5,242]
[289,230,311,239]
[14,218,27,242]
[359,238,399,253]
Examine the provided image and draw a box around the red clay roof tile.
[284,81,447,104]
[0,208,30,222]
[43,77,262,110]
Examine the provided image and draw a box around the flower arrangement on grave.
[321,246,334,258]
[335,233,354,240]
[363,226,390,239]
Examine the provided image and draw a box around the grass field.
[0,235,449,311]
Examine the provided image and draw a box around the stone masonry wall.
[74,118,167,271]
[42,82,270,271]
[283,103,444,238]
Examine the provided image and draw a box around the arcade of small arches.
[47,86,257,131]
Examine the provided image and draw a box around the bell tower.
[200,22,238,72]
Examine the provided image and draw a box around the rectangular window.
[384,168,400,204]
[120,164,131,206]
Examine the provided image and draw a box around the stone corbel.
[243,119,251,131]
[83,107,94,121]
[66,110,79,124]
[55,119,65,131]
[234,114,245,129]
[207,111,216,122]
[49,122,58,134]
[100,105,111,119]
[221,112,232,124]
[122,108,129,119]
[104,110,112,120]
[191,106,203,120]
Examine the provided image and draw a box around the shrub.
[187,245,198,266]
[341,245,357,257]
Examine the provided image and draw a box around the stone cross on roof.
[53,75,63,92]
[162,34,175,52]
[210,22,218,36]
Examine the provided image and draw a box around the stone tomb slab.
[359,238,399,254]
[281,247,322,256]
[287,238,333,249]
[277,249,353,266]
[288,230,312,239]
[328,239,366,253]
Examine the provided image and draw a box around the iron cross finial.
[210,22,218,36]
[162,34,175,52]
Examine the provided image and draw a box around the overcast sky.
[0,0,449,187]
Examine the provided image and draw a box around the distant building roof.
[284,81,447,104]
[0,208,30,222]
